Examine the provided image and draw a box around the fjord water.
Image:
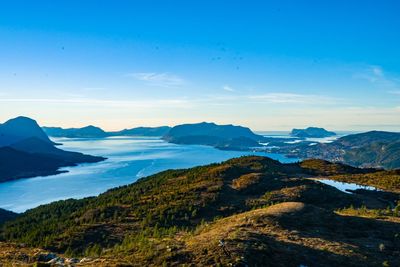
[0,136,298,213]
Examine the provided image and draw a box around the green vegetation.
[1,156,399,266]
[329,170,400,192]
[337,204,400,218]
[299,158,368,176]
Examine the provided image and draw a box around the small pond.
[316,179,381,194]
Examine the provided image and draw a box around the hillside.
[275,131,400,169]
[1,156,399,266]
[0,147,68,182]
[10,137,105,165]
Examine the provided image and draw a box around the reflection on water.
[0,136,298,212]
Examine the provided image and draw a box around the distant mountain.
[290,127,336,138]
[42,125,108,138]
[283,131,400,169]
[163,122,265,150]
[43,125,172,137]
[334,130,400,147]
[0,208,18,225]
[0,116,52,147]
[0,117,106,183]
[110,126,171,137]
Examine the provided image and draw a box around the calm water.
[316,179,380,194]
[0,136,298,212]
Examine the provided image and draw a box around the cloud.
[0,97,192,109]
[353,65,384,83]
[247,93,338,104]
[82,87,106,92]
[371,65,383,77]
[222,85,235,92]
[127,72,184,87]
[354,65,400,93]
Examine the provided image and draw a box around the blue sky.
[0,1,399,130]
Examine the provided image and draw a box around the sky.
[0,0,399,131]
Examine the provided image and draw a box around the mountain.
[163,122,265,150]
[110,126,171,137]
[42,125,108,138]
[1,156,399,266]
[0,117,106,183]
[290,127,336,138]
[0,116,52,147]
[280,131,400,169]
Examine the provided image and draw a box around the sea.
[0,135,298,212]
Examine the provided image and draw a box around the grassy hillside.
[1,156,399,266]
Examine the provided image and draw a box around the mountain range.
[42,125,171,138]
[43,122,267,150]
[0,117,105,183]
[38,121,400,170]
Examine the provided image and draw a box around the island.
[290,127,336,138]
[163,122,265,150]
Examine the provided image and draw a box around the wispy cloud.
[82,87,106,92]
[354,65,400,93]
[0,98,191,109]
[222,85,235,92]
[247,93,338,104]
[127,72,185,87]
